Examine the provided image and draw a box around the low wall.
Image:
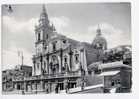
[69,84,104,94]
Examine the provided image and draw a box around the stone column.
[76,78,81,87]
[33,59,36,75]
[60,48,63,72]
[46,54,50,74]
[2,83,6,91]
[12,82,15,89]
[40,55,43,75]
[49,83,52,93]
[69,45,73,71]
[26,82,28,92]
[5,82,7,91]
[14,83,17,90]
[23,81,26,92]
[64,79,68,93]
[45,82,49,93]
[58,56,61,73]
[30,82,33,91]
[35,82,38,94]
[2,83,4,91]
[40,80,44,91]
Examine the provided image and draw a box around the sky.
[1,3,131,70]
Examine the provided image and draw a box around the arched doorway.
[17,83,21,90]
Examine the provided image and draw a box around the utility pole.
[18,51,24,66]
[21,51,24,66]
[17,51,20,65]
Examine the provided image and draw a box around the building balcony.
[13,72,81,82]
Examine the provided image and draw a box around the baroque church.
[32,5,107,75]
[13,5,107,93]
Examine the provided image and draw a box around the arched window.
[44,45,47,50]
[116,79,121,84]
[75,54,79,63]
[63,55,69,71]
[37,63,39,70]
[38,33,40,41]
[63,40,66,44]
[64,55,67,63]
[46,34,48,39]
[111,80,115,86]
[52,42,57,51]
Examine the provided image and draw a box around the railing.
[13,72,81,81]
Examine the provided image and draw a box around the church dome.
[92,26,107,50]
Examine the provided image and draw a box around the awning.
[98,70,120,76]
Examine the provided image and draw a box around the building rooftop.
[97,70,120,76]
[99,61,131,69]
[88,61,131,72]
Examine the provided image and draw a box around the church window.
[64,55,69,71]
[52,55,58,65]
[63,40,66,44]
[52,42,56,51]
[64,56,67,63]
[64,57,67,63]
[75,54,79,63]
[75,50,78,53]
[46,34,48,39]
[38,33,40,41]
[43,61,46,73]
[37,63,39,70]
[44,45,47,50]
[99,43,102,48]
[111,80,115,86]
[116,79,121,84]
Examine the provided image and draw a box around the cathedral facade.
[12,5,107,93]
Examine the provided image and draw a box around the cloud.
[50,16,70,33]
[2,15,71,70]
[3,16,38,34]
[2,16,38,70]
[87,22,131,48]
[2,16,38,52]
[50,16,96,43]
[2,43,33,70]
[2,15,131,70]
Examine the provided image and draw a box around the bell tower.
[39,4,49,28]
[35,4,56,55]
